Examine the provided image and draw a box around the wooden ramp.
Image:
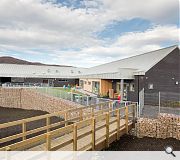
[0,102,136,151]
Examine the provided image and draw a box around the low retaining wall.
[136,113,180,140]
[0,88,83,114]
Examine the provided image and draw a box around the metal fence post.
[136,102,139,118]
[125,106,129,134]
[116,109,120,140]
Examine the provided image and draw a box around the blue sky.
[0,0,179,67]
[97,18,153,41]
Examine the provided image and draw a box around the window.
[148,83,153,89]
[84,81,87,84]
[88,81,91,85]
[130,83,135,92]
[56,70,59,73]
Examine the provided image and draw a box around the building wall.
[127,48,180,102]
[80,79,113,96]
[127,75,144,102]
[79,78,101,93]
[112,80,120,93]
[53,78,79,87]
[81,78,135,98]
[1,77,79,87]
[100,79,112,96]
[144,48,180,93]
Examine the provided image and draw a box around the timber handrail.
[0,103,137,151]
[0,101,113,145]
[0,101,112,129]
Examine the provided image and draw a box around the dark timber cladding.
[128,47,180,102]
[145,47,180,93]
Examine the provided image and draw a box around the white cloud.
[45,25,179,67]
[0,0,179,67]
[84,0,179,24]
[0,0,178,49]
[0,0,107,48]
[113,25,179,47]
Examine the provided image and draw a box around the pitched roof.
[0,45,178,79]
[82,45,178,77]
[0,63,87,78]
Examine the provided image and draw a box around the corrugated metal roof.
[79,68,137,79]
[81,45,178,78]
[0,45,178,79]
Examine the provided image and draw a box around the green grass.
[36,87,85,100]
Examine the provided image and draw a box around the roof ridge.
[90,45,178,68]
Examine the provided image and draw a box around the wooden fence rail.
[0,103,136,151]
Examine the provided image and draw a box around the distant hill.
[0,56,71,67]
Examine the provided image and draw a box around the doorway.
[116,82,129,100]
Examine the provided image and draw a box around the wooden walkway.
[28,118,132,151]
[0,102,136,151]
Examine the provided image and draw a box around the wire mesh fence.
[0,86,135,116]
[35,87,110,106]
[35,87,133,111]
[140,91,180,118]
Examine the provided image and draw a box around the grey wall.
[127,76,144,102]
[127,47,180,102]
[144,47,180,93]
